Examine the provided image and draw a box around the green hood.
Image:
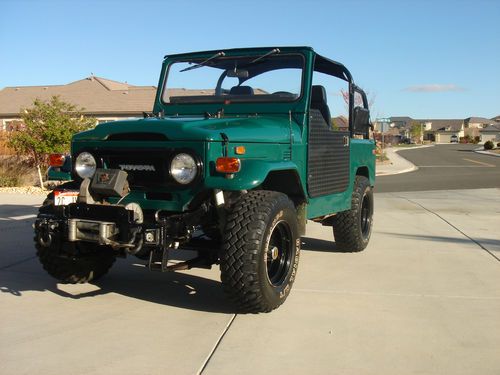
[74,116,292,143]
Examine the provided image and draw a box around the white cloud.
[403,84,466,93]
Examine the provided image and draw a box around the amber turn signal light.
[216,157,241,173]
[49,154,66,167]
[234,146,246,155]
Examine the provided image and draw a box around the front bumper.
[36,201,209,252]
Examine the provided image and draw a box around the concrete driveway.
[1,189,499,375]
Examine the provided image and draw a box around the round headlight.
[75,152,97,179]
[170,153,197,184]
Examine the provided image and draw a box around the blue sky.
[1,0,499,119]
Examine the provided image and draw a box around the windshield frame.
[158,51,307,113]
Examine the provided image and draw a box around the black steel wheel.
[266,220,294,287]
[220,190,300,313]
[332,176,374,252]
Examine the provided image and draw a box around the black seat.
[311,85,332,127]
[229,86,254,95]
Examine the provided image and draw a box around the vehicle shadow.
[301,236,345,253]
[2,230,348,313]
[0,256,237,314]
[378,232,500,251]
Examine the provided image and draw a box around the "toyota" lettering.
[119,164,156,171]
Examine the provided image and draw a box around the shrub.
[0,156,38,187]
[484,140,494,150]
[497,142,500,148]
[473,136,480,144]
[0,175,20,187]
[7,96,95,187]
[376,151,388,162]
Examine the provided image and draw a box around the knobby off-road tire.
[34,194,116,284]
[220,191,300,313]
[332,176,374,252]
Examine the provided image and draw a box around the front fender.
[204,160,301,191]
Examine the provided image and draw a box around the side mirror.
[353,106,371,134]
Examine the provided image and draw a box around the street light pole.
[382,128,384,154]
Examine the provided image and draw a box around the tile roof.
[465,117,496,125]
[481,124,500,132]
[332,116,348,129]
[416,119,463,132]
[0,76,156,116]
[0,77,271,117]
[389,116,413,122]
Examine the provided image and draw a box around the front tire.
[220,191,300,313]
[332,176,374,252]
[34,194,116,284]
[35,240,116,284]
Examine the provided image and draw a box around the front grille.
[91,148,174,188]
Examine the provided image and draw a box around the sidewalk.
[375,146,424,176]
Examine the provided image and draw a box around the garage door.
[438,134,452,143]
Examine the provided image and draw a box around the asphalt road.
[377,144,500,192]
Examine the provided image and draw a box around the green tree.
[8,96,96,187]
[410,121,423,143]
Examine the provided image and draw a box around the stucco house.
[420,119,464,143]
[385,115,499,144]
[0,76,157,131]
[464,117,496,129]
[0,76,159,154]
[480,124,500,143]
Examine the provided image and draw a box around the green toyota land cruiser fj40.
[34,47,375,312]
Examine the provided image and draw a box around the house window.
[4,120,24,131]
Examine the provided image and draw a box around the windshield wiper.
[180,51,225,72]
[249,48,280,64]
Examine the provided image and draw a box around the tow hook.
[36,219,58,247]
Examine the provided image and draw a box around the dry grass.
[0,156,40,187]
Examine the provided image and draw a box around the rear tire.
[332,176,373,252]
[220,191,300,313]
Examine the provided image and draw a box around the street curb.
[474,148,500,157]
[393,144,435,150]
[375,147,420,176]
[376,164,418,176]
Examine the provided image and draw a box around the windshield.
[161,53,304,104]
